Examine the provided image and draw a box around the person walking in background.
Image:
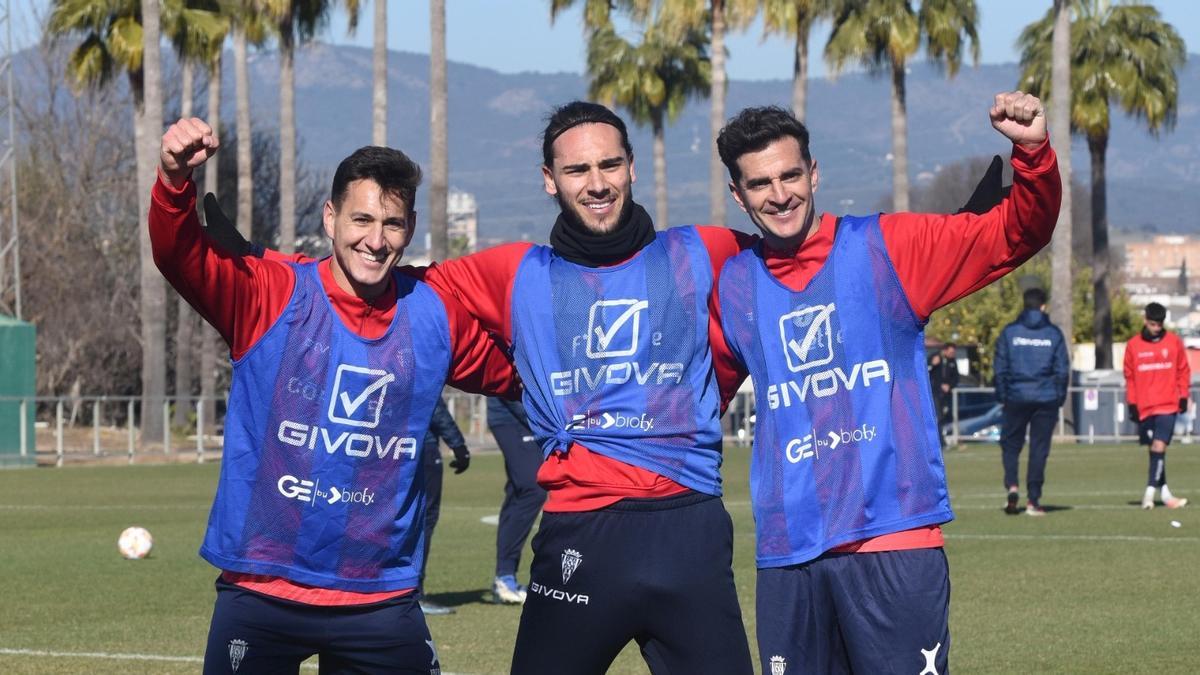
[486,397,547,605]
[929,342,960,432]
[994,287,1069,516]
[1124,302,1191,510]
[418,395,472,616]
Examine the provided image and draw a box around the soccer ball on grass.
[117,526,154,560]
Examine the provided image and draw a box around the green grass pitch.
[1,442,1197,674]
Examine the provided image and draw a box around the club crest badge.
[228,639,248,672]
[561,548,583,584]
[770,655,787,675]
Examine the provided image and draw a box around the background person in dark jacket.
[419,394,471,615]
[993,288,1069,515]
[929,342,960,432]
[487,397,547,604]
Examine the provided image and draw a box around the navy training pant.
[203,578,438,674]
[510,491,753,675]
[1000,401,1058,504]
[490,423,547,577]
[757,547,951,675]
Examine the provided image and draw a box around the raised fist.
[989,91,1047,149]
[159,118,219,188]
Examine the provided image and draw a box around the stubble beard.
[556,190,634,236]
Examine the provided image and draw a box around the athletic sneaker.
[1004,487,1020,515]
[1024,502,1046,517]
[493,575,527,605]
[1142,487,1156,510]
[420,600,456,616]
[1165,497,1189,509]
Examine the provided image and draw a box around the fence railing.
[4,384,1192,466]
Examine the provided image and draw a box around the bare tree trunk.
[172,59,196,429]
[708,0,726,226]
[429,0,448,260]
[278,21,297,253]
[889,60,910,212]
[139,0,166,442]
[1088,133,1112,369]
[653,112,667,230]
[1050,0,1074,349]
[199,53,223,432]
[234,28,253,240]
[792,15,809,123]
[373,0,388,146]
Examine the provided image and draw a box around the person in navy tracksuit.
[993,287,1069,515]
[418,395,471,615]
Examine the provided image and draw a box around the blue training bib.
[201,262,451,592]
[720,215,953,567]
[510,227,725,495]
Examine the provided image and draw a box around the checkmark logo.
[586,299,649,358]
[779,304,836,373]
[327,365,395,428]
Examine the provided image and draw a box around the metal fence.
[3,384,1193,467]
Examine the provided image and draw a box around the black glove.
[449,445,470,474]
[957,155,1012,215]
[203,192,263,258]
[1128,404,1139,423]
[1181,398,1190,414]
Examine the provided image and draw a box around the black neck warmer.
[1142,327,1166,342]
[549,202,656,267]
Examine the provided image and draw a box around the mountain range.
[22,42,1200,243]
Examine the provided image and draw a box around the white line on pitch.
[0,648,469,674]
[946,533,1197,543]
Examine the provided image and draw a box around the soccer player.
[1124,302,1191,509]
[423,102,757,674]
[714,92,1061,674]
[994,287,1070,516]
[151,118,516,674]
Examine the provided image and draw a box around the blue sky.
[18,1,1200,80]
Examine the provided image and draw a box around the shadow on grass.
[423,588,495,608]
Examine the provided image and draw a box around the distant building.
[1124,235,1198,289]
[422,188,479,256]
[447,189,478,253]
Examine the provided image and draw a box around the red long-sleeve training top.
[1124,331,1191,419]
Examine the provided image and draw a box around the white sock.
[1161,484,1175,502]
[1144,485,1157,501]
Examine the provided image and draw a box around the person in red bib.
[1124,302,1191,509]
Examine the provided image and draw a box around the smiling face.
[323,178,414,300]
[729,136,820,251]
[542,122,636,235]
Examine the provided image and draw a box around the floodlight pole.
[0,0,20,320]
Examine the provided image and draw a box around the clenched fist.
[989,91,1047,149]
[159,118,219,188]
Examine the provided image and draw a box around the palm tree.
[1049,0,1073,355]
[257,0,331,253]
[345,0,385,146]
[826,0,979,213]
[47,0,198,441]
[214,1,270,244]
[372,0,386,145]
[762,0,835,122]
[587,19,710,229]
[429,0,448,260]
[1018,1,1184,368]
[652,0,758,226]
[551,0,756,227]
[165,1,227,429]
